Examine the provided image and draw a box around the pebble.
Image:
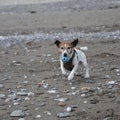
[13,102,19,105]
[105,75,111,79]
[58,102,66,107]
[17,92,28,96]
[81,94,86,98]
[84,101,88,104]
[23,81,29,84]
[57,112,70,118]
[18,118,25,120]
[66,107,72,112]
[0,94,5,99]
[115,69,120,72]
[44,111,52,116]
[36,115,41,118]
[47,90,58,94]
[0,84,4,88]
[81,87,90,93]
[24,97,30,101]
[107,81,115,85]
[35,107,39,111]
[28,92,34,96]
[40,102,46,107]
[54,98,69,102]
[96,88,104,96]
[90,98,99,104]
[43,84,50,89]
[71,87,76,90]
[10,110,25,117]
[7,93,16,100]
[67,92,78,95]
[24,75,28,79]
[81,93,90,98]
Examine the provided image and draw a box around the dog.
[54,39,90,80]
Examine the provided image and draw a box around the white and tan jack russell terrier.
[54,39,90,81]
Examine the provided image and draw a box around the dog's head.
[54,39,78,58]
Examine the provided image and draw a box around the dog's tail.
[80,46,88,51]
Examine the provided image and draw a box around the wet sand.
[0,0,120,120]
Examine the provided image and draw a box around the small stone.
[17,92,28,96]
[81,93,90,98]
[81,87,90,93]
[24,75,27,79]
[107,81,115,85]
[24,97,30,101]
[96,88,104,96]
[36,115,41,118]
[10,110,25,117]
[66,107,72,112]
[40,102,46,107]
[28,92,34,96]
[81,94,86,98]
[85,79,94,83]
[18,118,25,120]
[54,98,69,102]
[84,101,88,104]
[71,87,76,90]
[43,84,50,89]
[90,98,99,104]
[17,85,22,89]
[47,90,57,94]
[105,75,111,79]
[0,84,4,88]
[35,108,39,111]
[57,112,70,118]
[7,94,16,100]
[13,102,19,105]
[115,69,120,72]
[23,81,29,84]
[44,111,52,116]
[58,102,66,107]
[0,94,5,99]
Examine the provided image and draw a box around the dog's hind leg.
[78,51,90,78]
[83,62,89,78]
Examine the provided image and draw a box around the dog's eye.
[60,47,64,50]
[67,47,71,49]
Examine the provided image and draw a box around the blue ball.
[61,56,71,63]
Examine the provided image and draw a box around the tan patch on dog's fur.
[59,42,71,48]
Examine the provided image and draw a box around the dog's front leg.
[68,63,78,80]
[61,61,68,75]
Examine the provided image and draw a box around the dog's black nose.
[63,53,67,57]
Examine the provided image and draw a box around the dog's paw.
[62,69,68,76]
[68,74,74,81]
[62,71,68,76]
[84,74,90,78]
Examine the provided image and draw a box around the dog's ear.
[71,38,79,47]
[54,40,61,48]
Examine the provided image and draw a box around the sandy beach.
[0,0,120,120]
